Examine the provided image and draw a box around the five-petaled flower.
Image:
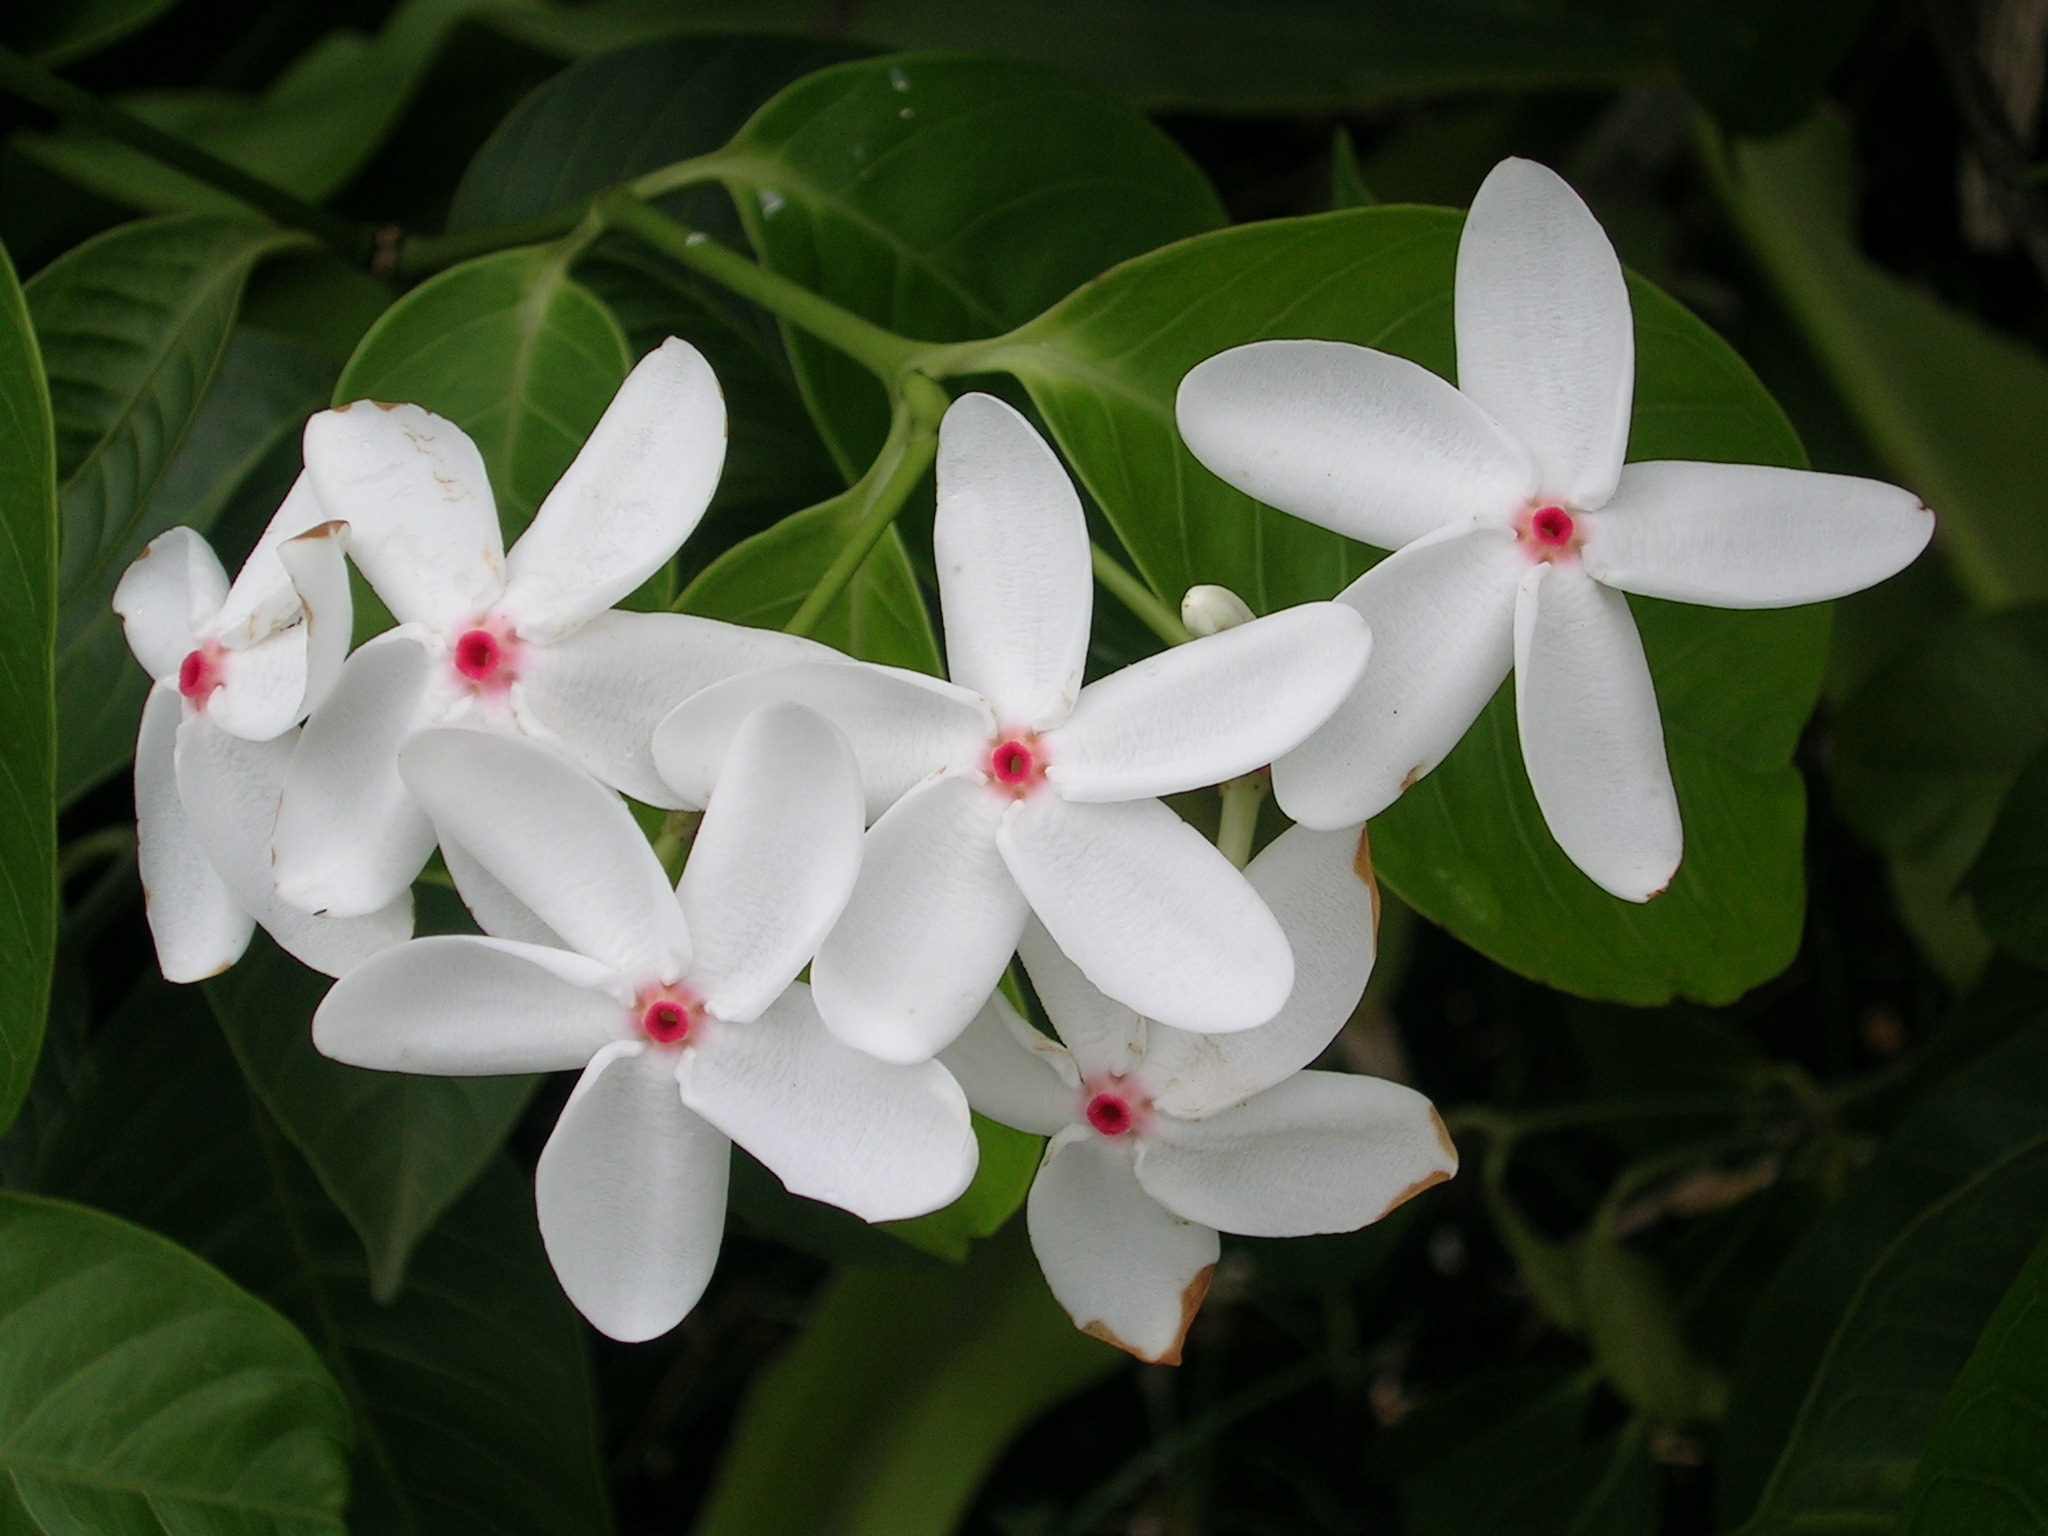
[271,338,831,919]
[113,484,410,981]
[310,713,977,1342]
[941,825,1456,1363]
[1176,156,1935,901]
[653,393,1374,1063]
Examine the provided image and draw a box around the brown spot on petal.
[1428,1105,1459,1167]
[1384,1164,1453,1218]
[1077,1261,1216,1367]
[1353,825,1381,933]
[1399,763,1425,792]
[1643,876,1673,902]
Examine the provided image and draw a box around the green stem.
[398,204,593,279]
[1216,772,1267,869]
[651,810,700,882]
[0,43,371,263]
[598,190,923,382]
[1091,544,1189,646]
[785,375,951,637]
[57,824,133,885]
[1446,1090,1756,1144]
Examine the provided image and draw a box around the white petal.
[679,703,863,1025]
[1016,917,1145,1082]
[202,625,308,742]
[1027,1127,1219,1365]
[272,631,438,919]
[811,773,1028,1063]
[1514,561,1681,902]
[1146,823,1379,1118]
[1271,523,1520,828]
[302,401,505,630]
[441,836,562,947]
[518,610,838,807]
[276,519,352,716]
[937,992,1078,1136]
[1136,1071,1456,1236]
[174,715,412,977]
[134,683,252,982]
[398,727,691,981]
[312,935,630,1074]
[113,528,222,681]
[536,1042,730,1342]
[998,794,1292,1035]
[502,339,727,641]
[934,393,1091,732]
[1176,338,1537,549]
[1456,158,1633,509]
[1581,460,1937,608]
[653,659,987,821]
[1049,603,1371,802]
[681,983,977,1222]
[213,473,332,644]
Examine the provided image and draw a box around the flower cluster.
[113,157,1932,1358]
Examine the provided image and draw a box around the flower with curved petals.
[112,485,410,981]
[941,824,1454,1363]
[311,713,978,1342]
[1176,156,1936,902]
[653,392,1374,1064]
[271,338,836,919]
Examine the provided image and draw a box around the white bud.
[1180,584,1255,638]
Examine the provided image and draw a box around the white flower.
[112,483,410,981]
[1176,157,1935,901]
[653,393,1374,1064]
[271,338,833,919]
[942,824,1455,1364]
[310,712,978,1342]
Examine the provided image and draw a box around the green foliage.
[693,1228,1119,1536]
[28,214,305,803]
[335,244,632,538]
[884,1114,1042,1262]
[1898,1219,2048,1535]
[1967,746,2048,969]
[1719,1012,2048,1533]
[29,978,611,1536]
[206,939,537,1302]
[992,208,1823,1006]
[0,239,56,1139]
[6,0,184,66]
[0,1188,352,1533]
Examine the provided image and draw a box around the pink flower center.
[987,733,1047,796]
[453,628,502,680]
[449,621,522,695]
[177,643,225,703]
[1085,1091,1136,1137]
[637,988,702,1046]
[1530,505,1575,546]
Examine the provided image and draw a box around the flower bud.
[1180,584,1255,638]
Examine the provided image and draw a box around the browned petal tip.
[1399,763,1425,792]
[1078,1261,1216,1367]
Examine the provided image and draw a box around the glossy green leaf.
[56,327,335,806]
[0,240,55,1139]
[26,214,306,804]
[336,244,631,538]
[1968,745,2048,970]
[1897,1219,2048,1535]
[206,937,538,1302]
[9,0,184,65]
[694,1226,1120,1536]
[0,1189,351,1533]
[712,52,1225,472]
[30,978,611,1536]
[987,207,1823,1005]
[1714,110,2048,608]
[680,477,942,673]
[1719,1013,2048,1533]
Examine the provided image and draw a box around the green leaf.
[1329,126,1375,209]
[0,1189,351,1533]
[883,1114,1041,1262]
[680,479,941,673]
[693,1226,1120,1536]
[335,244,632,538]
[0,239,56,1138]
[9,0,184,65]
[1718,1013,2048,1533]
[1714,110,2048,608]
[30,977,611,1536]
[1576,1231,1726,1423]
[714,52,1225,472]
[26,214,307,804]
[989,207,1824,1005]
[1968,745,2048,969]
[56,327,335,806]
[1898,1219,2048,1536]
[205,937,538,1302]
